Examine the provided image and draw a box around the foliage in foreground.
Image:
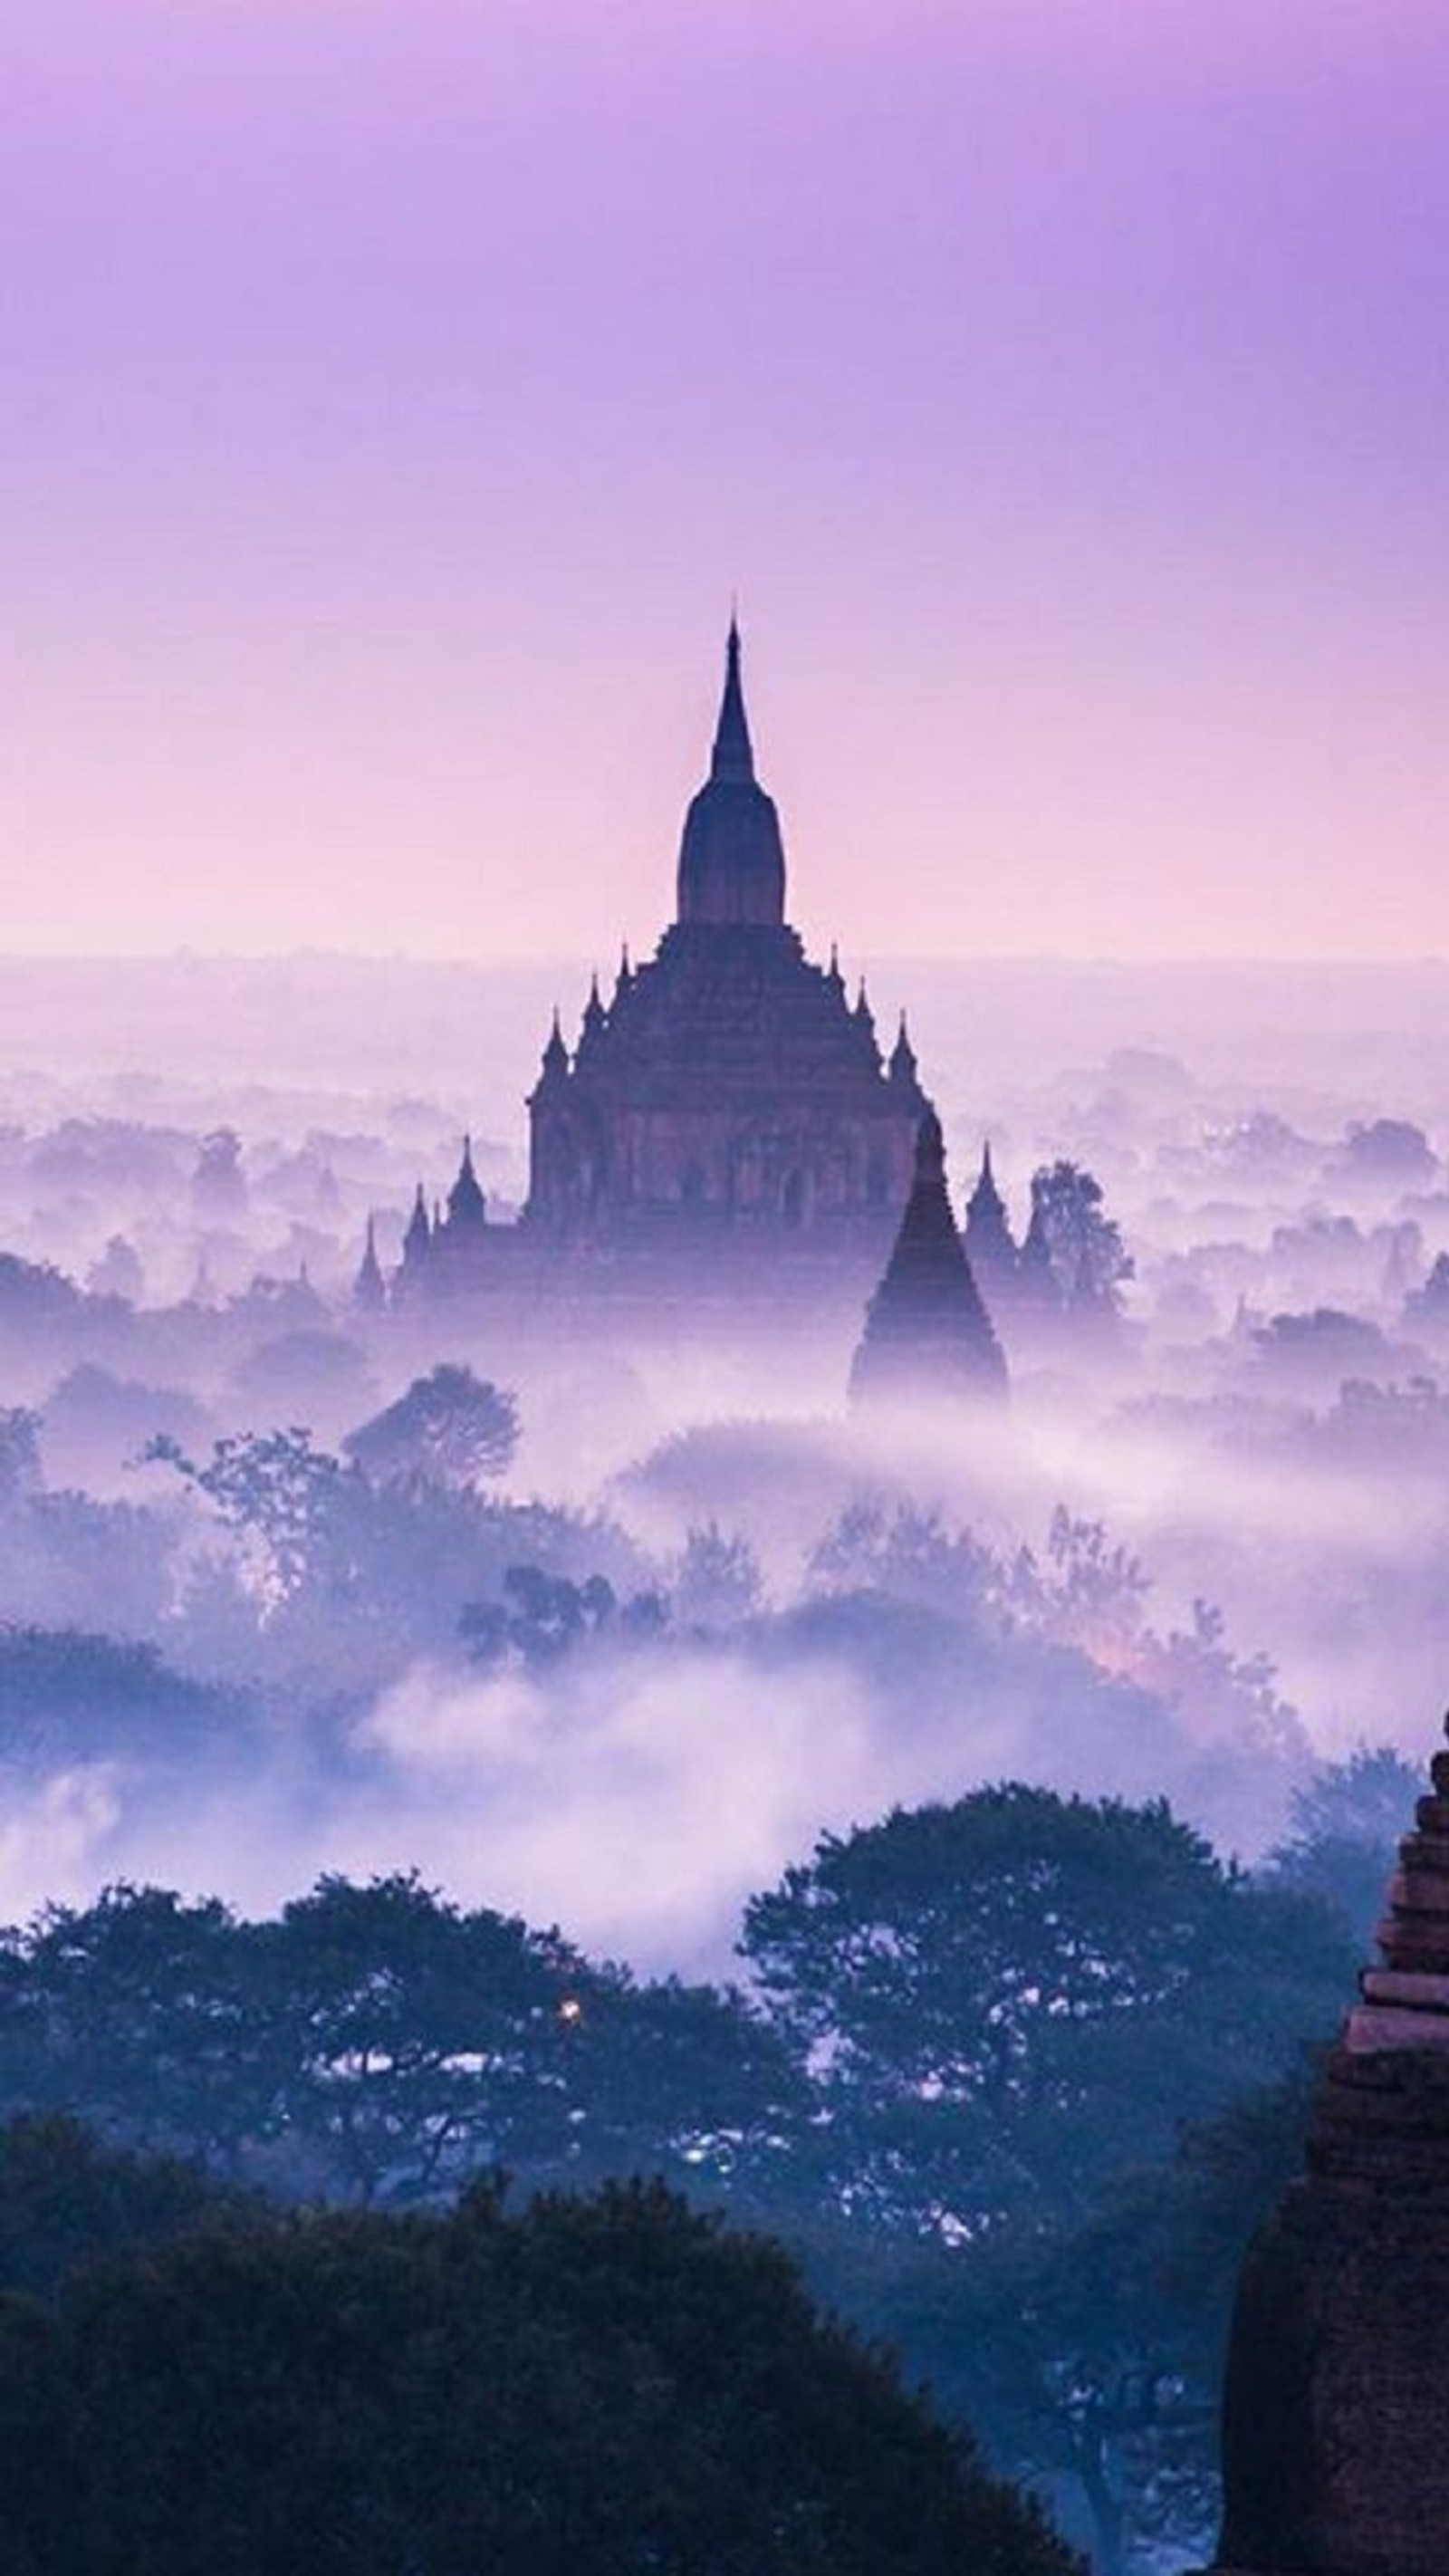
[0,2133,1082,2576]
[0,1758,1384,2575]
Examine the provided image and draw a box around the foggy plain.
[1,948,1445,1975]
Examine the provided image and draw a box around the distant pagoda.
[393,1139,490,1297]
[523,621,931,1250]
[1211,1716,1449,2575]
[849,1113,1006,1407]
[353,1216,386,1312]
[962,1139,1018,1315]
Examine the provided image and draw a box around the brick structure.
[1210,1720,1449,2576]
[523,622,931,1250]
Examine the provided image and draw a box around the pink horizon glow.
[5,2,1449,965]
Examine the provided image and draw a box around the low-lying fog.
[1,953,1446,1970]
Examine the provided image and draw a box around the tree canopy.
[739,1784,1351,2234]
[344,1362,519,1491]
[0,2152,1082,2576]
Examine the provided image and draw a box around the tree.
[0,2112,232,2302]
[739,1786,1352,2236]
[191,1125,246,1215]
[0,1887,273,2172]
[344,1363,519,1491]
[1338,1116,1436,1185]
[262,1872,595,2205]
[0,1627,245,1765]
[1019,1162,1132,1314]
[807,1498,999,1622]
[1,1490,174,1639]
[458,1562,666,1668]
[227,1330,373,1427]
[0,1409,42,1505]
[0,1876,803,2216]
[39,1363,211,1495]
[1262,1742,1421,1947]
[0,1256,82,1333]
[558,1973,812,2209]
[147,1424,350,1612]
[0,2167,1084,2575]
[671,1521,763,1629]
[790,2063,1322,2576]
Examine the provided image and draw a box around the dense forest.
[0,1758,1401,2573]
[0,2121,1083,2575]
[0,1031,1444,2571]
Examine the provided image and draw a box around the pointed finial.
[542,1007,569,1077]
[710,613,754,784]
[357,1215,385,1304]
[402,1180,430,1259]
[888,1009,917,1085]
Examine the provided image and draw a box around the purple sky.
[5,2,1449,963]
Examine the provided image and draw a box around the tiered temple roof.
[524,623,932,1247]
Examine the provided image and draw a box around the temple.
[849,1114,1006,1407]
[962,1140,1019,1313]
[390,1140,491,1299]
[1210,1716,1449,2575]
[523,621,931,1249]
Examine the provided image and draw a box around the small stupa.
[353,1216,386,1312]
[962,1139,1018,1312]
[1211,1715,1449,2575]
[849,1114,1007,1408]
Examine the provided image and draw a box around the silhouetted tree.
[344,1362,518,1491]
[260,1872,594,2204]
[740,1787,1351,2235]
[671,1522,763,1629]
[0,2111,233,2302]
[191,1125,246,1215]
[1018,1162,1132,1314]
[1338,1116,1435,1185]
[0,2167,1083,2575]
[459,1563,666,1668]
[1262,1741,1421,1947]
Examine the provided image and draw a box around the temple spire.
[849,1113,1007,1409]
[402,1184,431,1270]
[677,619,785,928]
[709,615,755,785]
[354,1214,386,1312]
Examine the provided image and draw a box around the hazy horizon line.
[1,947,1446,976]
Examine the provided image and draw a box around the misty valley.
[0,956,1444,2571]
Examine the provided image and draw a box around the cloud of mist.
[4,957,1449,1977]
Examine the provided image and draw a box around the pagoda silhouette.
[523,620,931,1251]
